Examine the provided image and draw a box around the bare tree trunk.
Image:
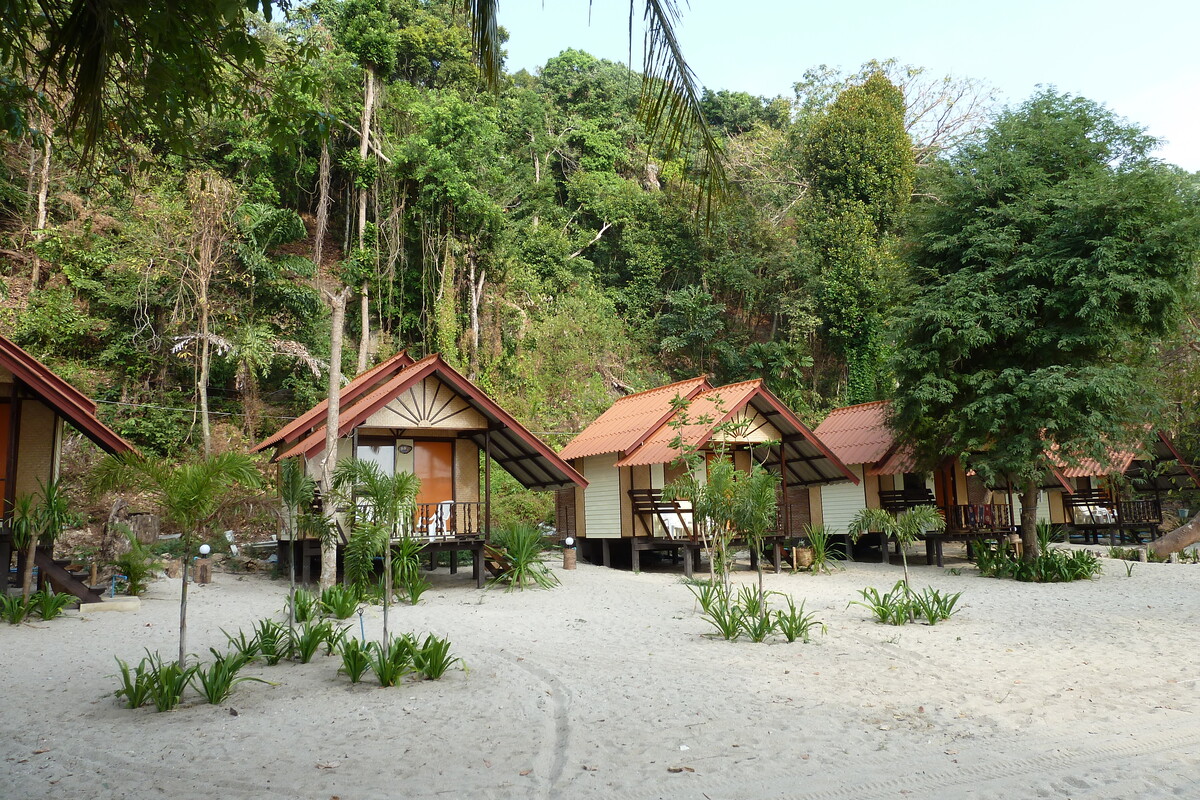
[354,68,377,374]
[30,129,51,292]
[1019,479,1040,560]
[178,541,190,666]
[319,286,351,591]
[198,297,211,456]
[313,141,331,270]
[21,538,37,600]
[357,285,370,374]
[1150,514,1200,559]
[468,252,484,379]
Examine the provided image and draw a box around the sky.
[499,0,1200,171]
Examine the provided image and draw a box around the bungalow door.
[414,441,454,537]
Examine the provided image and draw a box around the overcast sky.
[499,0,1200,171]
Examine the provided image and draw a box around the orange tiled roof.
[557,377,710,461]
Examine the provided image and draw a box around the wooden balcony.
[413,501,485,540]
[941,503,1014,533]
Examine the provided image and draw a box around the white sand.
[4,549,1200,799]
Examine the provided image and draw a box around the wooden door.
[414,440,454,505]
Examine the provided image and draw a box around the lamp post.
[195,543,213,584]
[562,536,576,570]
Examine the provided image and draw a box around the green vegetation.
[488,523,558,591]
[686,581,825,644]
[851,582,962,626]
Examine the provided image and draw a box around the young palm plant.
[277,458,316,641]
[332,459,420,645]
[91,452,263,666]
[849,505,946,589]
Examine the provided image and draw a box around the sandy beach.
[4,549,1200,800]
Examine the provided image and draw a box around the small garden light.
[199,544,212,556]
[562,536,576,570]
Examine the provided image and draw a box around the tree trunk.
[1019,479,1040,560]
[313,141,331,270]
[357,284,370,374]
[30,127,51,293]
[319,286,351,591]
[178,542,190,666]
[355,67,377,375]
[21,538,37,600]
[198,298,211,457]
[1150,514,1200,560]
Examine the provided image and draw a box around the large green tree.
[890,91,1200,557]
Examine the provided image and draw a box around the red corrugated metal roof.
[813,401,900,467]
[557,377,709,461]
[0,335,133,455]
[264,353,585,490]
[594,379,857,485]
[616,380,762,467]
[253,350,415,452]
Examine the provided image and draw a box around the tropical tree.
[890,91,1200,559]
[332,458,420,643]
[848,506,945,589]
[91,452,263,666]
[278,458,317,637]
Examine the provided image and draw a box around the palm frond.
[636,0,728,217]
[463,0,501,90]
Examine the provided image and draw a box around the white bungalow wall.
[581,453,621,538]
[820,463,866,536]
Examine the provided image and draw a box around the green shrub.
[31,590,73,620]
[114,653,155,709]
[489,523,558,591]
[145,653,197,712]
[773,596,824,643]
[976,541,1102,582]
[338,638,371,683]
[367,635,415,687]
[253,619,289,665]
[287,588,318,622]
[1,594,31,624]
[851,582,964,626]
[193,651,269,704]
[320,584,360,619]
[411,634,462,680]
[290,620,331,664]
[802,523,839,574]
[222,627,261,661]
[391,537,430,604]
[112,529,155,596]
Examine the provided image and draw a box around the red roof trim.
[618,378,710,458]
[1157,431,1200,490]
[253,350,414,452]
[743,385,859,485]
[0,336,133,455]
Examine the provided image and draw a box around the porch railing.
[1118,499,1162,525]
[941,503,1014,533]
[413,501,485,540]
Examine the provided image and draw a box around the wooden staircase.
[34,550,104,604]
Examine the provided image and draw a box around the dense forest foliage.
[2,0,1199,477]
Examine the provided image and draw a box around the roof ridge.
[827,399,891,414]
[614,375,709,402]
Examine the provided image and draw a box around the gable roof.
[1048,431,1200,491]
[813,401,899,467]
[252,350,416,453]
[0,335,133,455]
[562,377,856,486]
[557,377,710,461]
[259,353,585,491]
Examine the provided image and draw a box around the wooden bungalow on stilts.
[0,335,135,602]
[253,352,586,587]
[1044,432,1200,545]
[556,378,857,575]
[814,401,1020,567]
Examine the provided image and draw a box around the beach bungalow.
[0,335,135,601]
[253,352,586,586]
[556,377,857,574]
[1043,432,1200,544]
[813,401,1019,566]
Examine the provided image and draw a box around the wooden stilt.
[631,540,640,573]
[473,544,484,588]
[602,538,611,567]
[773,541,782,574]
[880,531,889,563]
[449,549,458,575]
[684,546,694,578]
